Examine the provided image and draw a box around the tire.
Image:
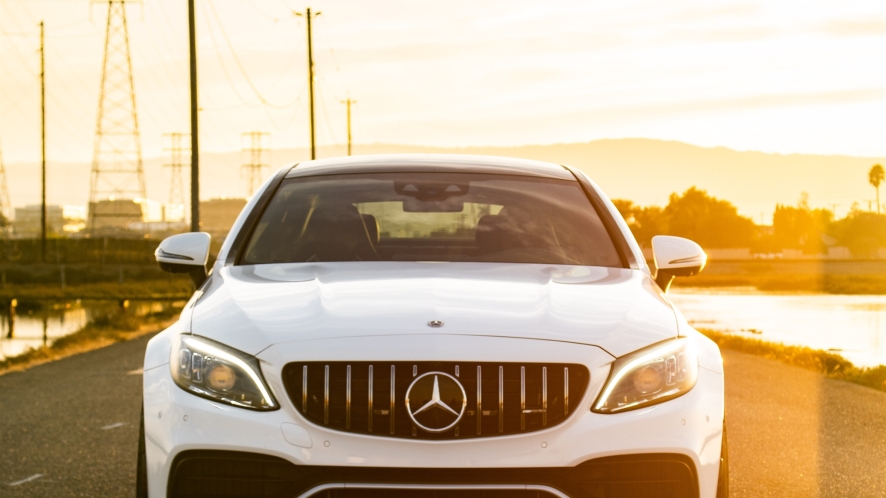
[136,403,148,498]
[716,421,730,498]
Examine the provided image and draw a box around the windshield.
[240,172,623,267]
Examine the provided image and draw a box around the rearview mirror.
[155,232,211,287]
[651,235,706,293]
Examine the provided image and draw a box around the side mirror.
[155,232,211,288]
[651,235,706,293]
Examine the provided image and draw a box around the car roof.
[284,154,576,180]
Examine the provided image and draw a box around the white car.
[139,154,726,498]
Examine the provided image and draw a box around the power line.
[205,0,296,109]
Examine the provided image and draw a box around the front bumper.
[144,334,724,497]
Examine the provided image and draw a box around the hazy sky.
[1,0,884,165]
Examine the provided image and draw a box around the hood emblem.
[427,320,444,328]
[405,372,466,433]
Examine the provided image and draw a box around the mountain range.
[6,139,884,223]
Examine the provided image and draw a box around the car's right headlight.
[593,338,698,414]
[170,335,278,411]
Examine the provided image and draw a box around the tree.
[869,164,884,214]
[611,199,667,248]
[662,187,755,248]
[772,193,832,254]
[829,207,886,258]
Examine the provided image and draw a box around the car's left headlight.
[171,335,278,411]
[593,338,698,414]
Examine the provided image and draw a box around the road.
[2,335,886,497]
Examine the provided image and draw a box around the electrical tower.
[163,132,190,209]
[241,132,270,197]
[88,0,147,233]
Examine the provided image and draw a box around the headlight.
[170,335,278,411]
[593,338,698,414]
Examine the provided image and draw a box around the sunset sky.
[1,1,884,197]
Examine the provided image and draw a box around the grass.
[0,304,182,375]
[0,280,194,302]
[674,274,886,294]
[699,328,886,393]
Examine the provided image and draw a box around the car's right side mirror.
[155,232,211,288]
[651,235,707,293]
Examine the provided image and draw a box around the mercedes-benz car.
[139,154,727,498]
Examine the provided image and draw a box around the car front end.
[141,154,726,498]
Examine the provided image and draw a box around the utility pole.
[241,132,270,196]
[827,203,839,218]
[295,8,320,160]
[188,0,200,232]
[40,21,46,262]
[341,99,355,156]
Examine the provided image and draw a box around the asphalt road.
[2,335,886,497]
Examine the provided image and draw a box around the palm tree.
[870,164,884,214]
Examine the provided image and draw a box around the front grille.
[309,488,561,498]
[168,450,700,498]
[281,362,589,439]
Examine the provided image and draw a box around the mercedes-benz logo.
[405,372,466,433]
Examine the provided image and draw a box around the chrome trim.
[346,365,352,429]
[520,366,526,430]
[413,364,417,377]
[498,366,504,433]
[324,365,330,424]
[368,365,373,432]
[476,365,482,435]
[542,366,548,426]
[157,249,194,261]
[296,483,569,498]
[389,365,396,434]
[301,365,308,413]
[564,367,569,416]
[455,365,459,377]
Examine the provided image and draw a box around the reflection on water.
[0,300,180,362]
[670,288,886,367]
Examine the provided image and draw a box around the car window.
[240,172,623,267]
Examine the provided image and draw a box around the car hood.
[190,262,678,358]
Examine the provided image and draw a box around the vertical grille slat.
[542,366,548,426]
[564,367,569,416]
[324,365,330,425]
[498,366,504,434]
[346,365,352,429]
[282,362,588,440]
[476,365,482,435]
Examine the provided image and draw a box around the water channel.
[670,288,886,367]
[2,291,885,368]
[0,300,184,362]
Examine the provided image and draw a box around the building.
[13,205,85,238]
[200,198,247,236]
[88,199,143,232]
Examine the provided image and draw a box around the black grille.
[311,489,560,497]
[167,450,699,498]
[281,362,590,439]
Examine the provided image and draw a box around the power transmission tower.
[294,8,321,160]
[341,99,355,156]
[241,132,270,197]
[88,0,147,233]
[163,133,190,207]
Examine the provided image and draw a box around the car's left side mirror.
[155,232,211,288]
[651,235,707,293]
